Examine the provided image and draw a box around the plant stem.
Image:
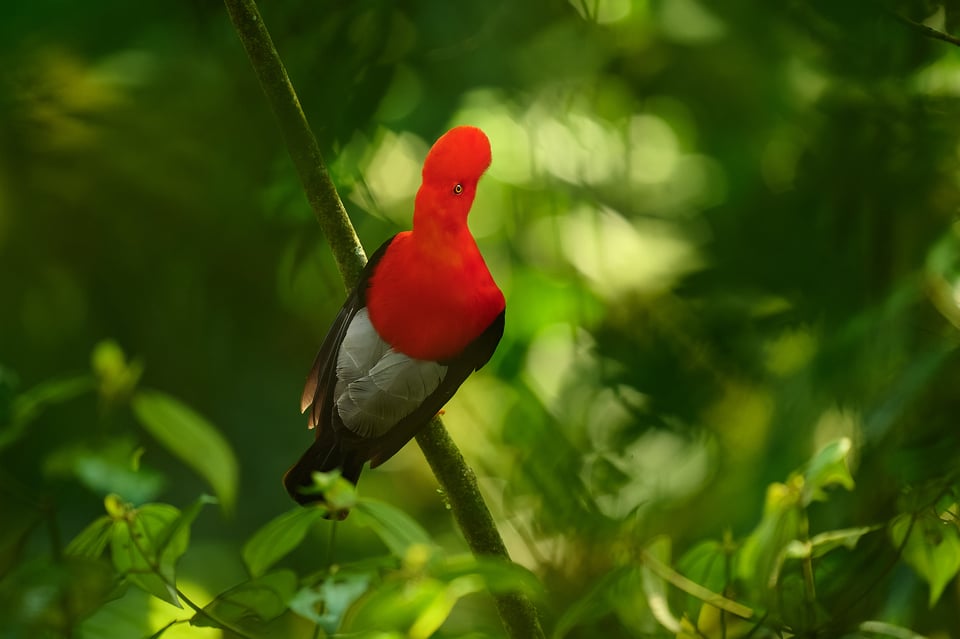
[221,2,544,637]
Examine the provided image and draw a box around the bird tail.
[282,429,365,511]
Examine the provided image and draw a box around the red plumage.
[283,126,505,513]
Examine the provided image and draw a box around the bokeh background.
[3,0,960,637]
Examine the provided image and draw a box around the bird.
[283,126,505,513]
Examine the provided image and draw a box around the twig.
[888,10,960,48]
[221,2,544,637]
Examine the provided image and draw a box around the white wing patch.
[335,308,447,438]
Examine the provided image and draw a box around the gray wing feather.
[334,309,447,438]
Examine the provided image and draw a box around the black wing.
[283,237,396,503]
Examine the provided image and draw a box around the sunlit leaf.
[191,570,297,629]
[242,506,327,577]
[890,512,960,607]
[409,575,485,639]
[340,576,446,635]
[132,390,238,513]
[353,498,434,557]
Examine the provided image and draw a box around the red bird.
[284,126,505,508]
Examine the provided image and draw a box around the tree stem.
[221,1,543,637]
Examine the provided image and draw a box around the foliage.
[4,0,960,637]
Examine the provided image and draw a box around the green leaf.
[552,565,642,639]
[242,506,327,577]
[300,469,357,514]
[66,516,114,559]
[132,390,238,513]
[353,499,434,557]
[109,502,185,607]
[801,437,855,506]
[288,571,372,632]
[191,570,297,629]
[155,494,215,561]
[890,512,960,607]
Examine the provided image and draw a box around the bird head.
[415,126,492,230]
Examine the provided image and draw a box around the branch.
[417,418,545,639]
[221,2,544,637]
[888,10,960,48]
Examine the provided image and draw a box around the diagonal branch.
[221,1,544,637]
[887,10,960,48]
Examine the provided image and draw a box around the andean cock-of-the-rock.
[283,126,505,514]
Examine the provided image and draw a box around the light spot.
[559,204,703,297]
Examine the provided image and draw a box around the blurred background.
[3,0,960,637]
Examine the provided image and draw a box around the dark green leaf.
[242,506,327,577]
[0,556,119,635]
[1,375,95,451]
[553,565,642,639]
[65,515,114,559]
[132,390,238,513]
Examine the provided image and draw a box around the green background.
[3,1,960,637]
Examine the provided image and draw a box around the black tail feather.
[282,431,365,507]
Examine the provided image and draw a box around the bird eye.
[453,183,463,195]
